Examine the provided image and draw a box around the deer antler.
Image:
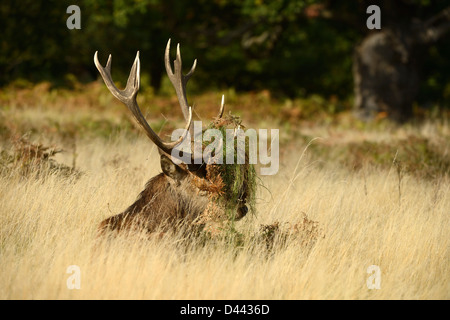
[164,39,226,121]
[218,94,225,118]
[94,51,192,155]
[164,39,197,122]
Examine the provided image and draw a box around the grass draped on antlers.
[202,113,258,219]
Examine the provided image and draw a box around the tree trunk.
[353,29,419,122]
[353,6,450,122]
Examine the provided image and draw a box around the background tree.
[0,0,448,120]
[351,1,450,121]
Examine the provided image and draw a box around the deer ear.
[160,154,186,180]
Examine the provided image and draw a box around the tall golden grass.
[1,130,448,299]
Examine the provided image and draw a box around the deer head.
[94,40,254,235]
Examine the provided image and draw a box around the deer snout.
[236,204,248,220]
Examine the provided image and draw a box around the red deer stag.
[94,39,251,235]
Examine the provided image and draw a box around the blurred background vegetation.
[0,0,449,121]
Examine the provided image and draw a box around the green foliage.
[205,114,258,217]
[0,0,449,106]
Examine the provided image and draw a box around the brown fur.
[98,154,245,236]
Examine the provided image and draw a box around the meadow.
[0,82,448,299]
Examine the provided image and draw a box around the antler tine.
[94,51,191,155]
[165,39,197,122]
[217,94,225,118]
[182,44,197,80]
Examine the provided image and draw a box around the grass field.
[0,82,448,299]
